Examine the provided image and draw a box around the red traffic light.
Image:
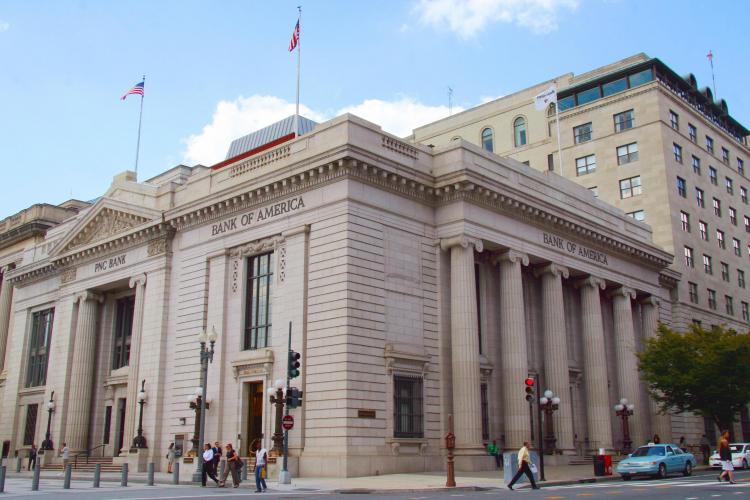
[524,377,534,387]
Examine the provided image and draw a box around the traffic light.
[524,376,535,402]
[288,350,301,379]
[286,387,304,408]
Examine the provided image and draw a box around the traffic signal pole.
[534,373,545,481]
[279,321,293,485]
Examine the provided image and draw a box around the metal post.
[31,459,40,491]
[15,457,20,473]
[42,391,55,451]
[93,463,101,487]
[121,462,128,487]
[445,414,456,487]
[133,380,148,449]
[241,459,248,481]
[535,373,545,482]
[173,462,180,485]
[278,321,292,485]
[192,338,215,483]
[147,462,154,485]
[63,464,72,489]
[218,459,225,481]
[0,465,5,493]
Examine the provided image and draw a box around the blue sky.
[1,0,748,216]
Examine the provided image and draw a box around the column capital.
[0,263,16,275]
[129,273,147,289]
[439,235,483,253]
[575,275,606,291]
[640,295,660,307]
[492,249,529,267]
[607,285,636,300]
[74,291,103,304]
[533,262,569,279]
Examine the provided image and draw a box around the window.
[713,198,722,217]
[620,176,642,198]
[394,375,423,438]
[558,95,574,111]
[614,110,634,132]
[722,147,730,164]
[688,123,697,142]
[481,127,493,152]
[112,296,135,370]
[602,77,628,96]
[23,404,38,446]
[692,156,701,175]
[696,188,705,208]
[703,254,713,274]
[629,68,653,87]
[547,153,554,171]
[576,154,596,176]
[726,177,734,195]
[684,246,694,268]
[589,186,599,197]
[721,262,730,281]
[244,252,274,350]
[733,238,742,256]
[717,230,725,249]
[26,308,54,387]
[708,289,717,310]
[669,110,679,130]
[627,210,645,221]
[677,177,687,197]
[739,269,746,289]
[706,135,714,154]
[726,296,734,316]
[672,143,682,163]
[742,186,748,204]
[729,207,737,225]
[709,166,718,185]
[618,143,639,165]
[742,302,749,322]
[574,122,592,144]
[481,383,489,441]
[576,87,600,106]
[688,282,699,303]
[680,211,690,232]
[738,158,745,176]
[513,117,527,147]
[745,215,750,233]
[699,221,708,240]
[103,406,112,445]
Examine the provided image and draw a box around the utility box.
[503,451,539,485]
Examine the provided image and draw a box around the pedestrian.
[212,441,222,475]
[253,439,268,493]
[28,444,37,471]
[718,430,736,484]
[700,434,711,465]
[201,443,220,487]
[61,443,70,467]
[220,443,242,488]
[507,441,539,490]
[487,440,501,469]
[678,436,688,452]
[166,443,176,473]
[652,434,661,444]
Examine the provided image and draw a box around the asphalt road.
[0,469,747,499]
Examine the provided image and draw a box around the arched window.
[481,128,493,152]
[514,117,527,147]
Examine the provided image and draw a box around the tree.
[637,323,750,432]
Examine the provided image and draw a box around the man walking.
[507,441,539,490]
[254,439,268,493]
[28,444,37,471]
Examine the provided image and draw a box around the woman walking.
[254,439,268,493]
[166,443,176,474]
[220,443,242,488]
[718,430,736,484]
[201,443,220,487]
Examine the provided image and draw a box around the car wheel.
[743,459,748,470]
[657,463,667,479]
[622,474,632,481]
[683,462,692,476]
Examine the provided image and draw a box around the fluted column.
[534,263,574,452]
[496,250,530,449]
[440,235,484,453]
[0,266,15,372]
[575,276,613,451]
[609,286,644,447]
[641,296,672,442]
[121,274,147,454]
[65,291,102,452]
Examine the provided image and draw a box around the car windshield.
[729,445,742,452]
[632,446,665,457]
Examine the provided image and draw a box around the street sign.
[282,414,294,430]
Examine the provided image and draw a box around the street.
[0,470,747,499]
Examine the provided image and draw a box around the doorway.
[115,398,126,456]
[245,382,264,456]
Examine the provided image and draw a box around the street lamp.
[188,388,211,454]
[614,398,635,454]
[41,391,56,451]
[132,380,148,449]
[192,326,218,484]
[539,389,561,454]
[268,378,286,454]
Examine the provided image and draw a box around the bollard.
[32,459,41,491]
[241,459,248,481]
[15,456,21,473]
[63,464,72,489]
[0,465,6,493]
[93,463,101,488]
[147,462,155,486]
[121,462,128,487]
[219,460,225,480]
[172,462,179,485]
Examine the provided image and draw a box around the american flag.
[121,81,145,100]
[288,20,300,52]
[707,50,713,62]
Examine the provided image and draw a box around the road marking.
[711,495,722,497]
[544,496,565,499]
[576,494,594,496]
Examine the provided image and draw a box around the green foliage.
[637,323,750,430]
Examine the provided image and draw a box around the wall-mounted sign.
[542,232,609,266]
[211,196,305,237]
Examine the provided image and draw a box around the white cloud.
[182,95,463,166]
[415,0,579,37]
[0,21,9,32]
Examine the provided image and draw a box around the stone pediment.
[51,199,161,257]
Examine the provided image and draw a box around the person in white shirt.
[201,443,219,487]
[254,440,268,493]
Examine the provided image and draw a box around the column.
[535,263,574,452]
[440,236,484,453]
[575,276,613,451]
[0,266,15,372]
[121,274,147,454]
[496,250,530,449]
[641,296,672,442]
[65,291,102,452]
[609,286,644,447]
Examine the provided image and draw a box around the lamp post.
[614,398,635,454]
[539,389,561,454]
[191,326,217,484]
[268,379,286,454]
[188,387,211,455]
[41,391,55,451]
[132,380,148,449]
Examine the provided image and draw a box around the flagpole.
[134,74,145,179]
[708,50,717,98]
[554,89,563,177]
[294,6,301,137]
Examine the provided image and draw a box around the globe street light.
[614,397,635,454]
[539,389,561,454]
[132,380,148,449]
[41,391,56,451]
[192,326,217,484]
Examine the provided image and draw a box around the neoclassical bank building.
[0,114,676,477]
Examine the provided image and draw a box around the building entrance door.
[115,398,126,456]
[245,382,264,456]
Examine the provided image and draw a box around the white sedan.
[710,443,750,469]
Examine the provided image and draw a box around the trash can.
[603,454,613,475]
[593,454,606,476]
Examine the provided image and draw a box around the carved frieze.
[60,267,76,284]
[147,237,169,257]
[64,208,149,252]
